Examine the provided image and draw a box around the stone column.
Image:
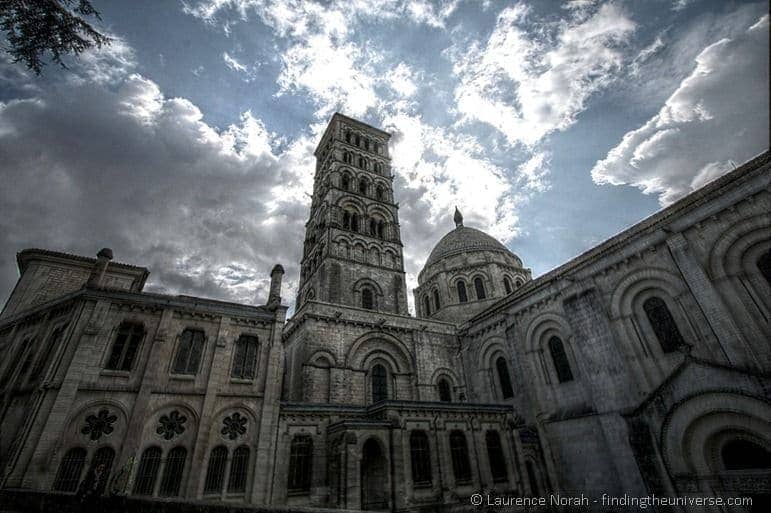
[665,232,754,368]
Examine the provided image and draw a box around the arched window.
[457,281,468,303]
[503,277,512,294]
[359,178,367,195]
[759,250,771,285]
[204,446,228,494]
[288,435,313,493]
[361,287,374,310]
[372,364,388,402]
[133,446,162,496]
[355,134,361,146]
[342,211,351,229]
[433,289,441,311]
[232,335,258,380]
[344,152,352,164]
[437,378,452,402]
[345,131,352,143]
[53,447,86,492]
[474,277,486,300]
[515,278,523,288]
[548,336,574,383]
[496,357,514,399]
[722,439,771,470]
[106,322,144,371]
[376,185,384,200]
[92,446,116,479]
[423,296,431,316]
[369,218,377,236]
[643,297,684,353]
[358,156,365,168]
[377,221,385,239]
[364,138,370,150]
[172,328,205,375]
[341,174,350,190]
[486,431,508,482]
[410,431,432,485]
[351,213,359,232]
[449,431,472,484]
[159,446,187,496]
[228,446,250,493]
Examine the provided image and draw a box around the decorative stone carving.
[81,409,117,441]
[221,412,248,440]
[156,410,187,440]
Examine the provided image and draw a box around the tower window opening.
[371,363,388,402]
[376,185,384,200]
[457,281,468,303]
[377,221,385,239]
[351,213,359,232]
[342,211,351,230]
[359,178,367,195]
[341,174,350,190]
[504,277,512,294]
[643,296,685,353]
[369,219,377,236]
[450,431,472,484]
[496,356,514,399]
[759,250,771,285]
[548,336,574,383]
[423,296,431,316]
[362,287,374,310]
[474,277,486,300]
[437,378,451,402]
[433,289,441,311]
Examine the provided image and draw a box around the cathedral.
[0,113,769,513]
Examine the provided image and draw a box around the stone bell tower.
[295,113,408,314]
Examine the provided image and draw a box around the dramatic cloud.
[591,15,769,205]
[0,51,311,307]
[451,2,635,146]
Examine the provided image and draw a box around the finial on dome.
[454,206,463,228]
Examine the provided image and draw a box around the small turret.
[267,264,285,310]
[86,248,113,288]
[454,206,463,228]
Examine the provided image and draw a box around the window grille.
[53,447,86,492]
[228,446,250,493]
[288,435,313,493]
[204,446,227,494]
[158,446,187,496]
[133,446,162,496]
[410,431,432,485]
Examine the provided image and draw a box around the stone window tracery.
[221,412,248,440]
[643,296,684,353]
[156,410,187,440]
[81,408,118,441]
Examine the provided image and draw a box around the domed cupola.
[414,208,531,324]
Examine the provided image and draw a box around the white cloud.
[223,51,247,73]
[0,42,313,308]
[451,2,635,146]
[591,15,769,205]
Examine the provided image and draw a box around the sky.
[0,0,768,314]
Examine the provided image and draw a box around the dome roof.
[425,225,512,268]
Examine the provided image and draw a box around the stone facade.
[0,114,769,513]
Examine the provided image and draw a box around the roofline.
[16,248,149,275]
[313,112,392,156]
[462,149,771,327]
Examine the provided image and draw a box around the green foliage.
[1,0,111,74]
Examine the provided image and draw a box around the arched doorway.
[719,438,771,513]
[361,438,387,510]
